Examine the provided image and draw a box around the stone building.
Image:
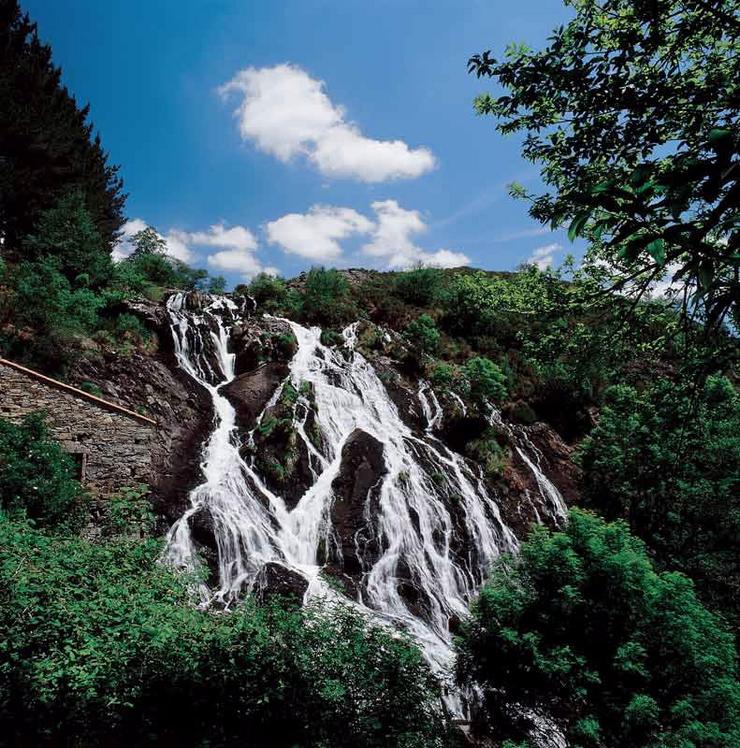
[0,357,156,494]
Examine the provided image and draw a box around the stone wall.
[0,359,155,494]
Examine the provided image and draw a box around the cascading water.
[164,292,566,701]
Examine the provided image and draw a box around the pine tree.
[0,0,126,252]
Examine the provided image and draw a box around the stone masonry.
[0,358,156,494]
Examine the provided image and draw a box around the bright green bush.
[0,516,453,747]
[301,268,357,326]
[0,414,87,531]
[102,485,155,537]
[577,375,740,627]
[457,509,740,747]
[464,356,507,405]
[404,314,440,354]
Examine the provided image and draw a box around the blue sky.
[25,0,575,285]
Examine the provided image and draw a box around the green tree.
[469,0,740,327]
[22,191,112,287]
[301,267,357,326]
[0,413,87,531]
[207,275,226,294]
[464,355,507,405]
[0,0,125,249]
[577,375,740,627]
[457,509,740,747]
[404,313,440,354]
[130,226,167,257]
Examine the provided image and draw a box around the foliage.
[21,191,112,288]
[0,414,87,532]
[404,313,441,354]
[102,485,155,538]
[394,266,447,307]
[0,0,125,249]
[130,226,167,257]
[242,273,301,315]
[577,375,740,627]
[301,267,357,326]
[457,509,740,747]
[0,516,453,747]
[464,356,507,405]
[469,0,740,327]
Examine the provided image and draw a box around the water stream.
[164,292,566,699]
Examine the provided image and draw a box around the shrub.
[429,361,456,390]
[464,356,507,405]
[0,516,453,746]
[0,414,87,531]
[301,268,357,326]
[394,267,446,306]
[404,314,440,355]
[102,485,155,537]
[457,509,740,747]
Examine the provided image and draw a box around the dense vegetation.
[0,513,452,747]
[457,510,739,747]
[0,0,738,745]
[0,1,225,375]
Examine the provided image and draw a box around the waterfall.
[164,293,565,696]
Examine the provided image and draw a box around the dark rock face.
[254,562,308,603]
[223,362,288,430]
[69,341,212,524]
[328,429,386,582]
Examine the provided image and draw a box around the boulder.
[222,362,288,430]
[254,562,308,603]
[329,429,386,578]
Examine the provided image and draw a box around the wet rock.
[329,429,386,578]
[222,362,288,430]
[254,562,308,603]
[187,506,219,585]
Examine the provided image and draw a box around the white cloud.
[526,242,562,270]
[265,205,373,261]
[362,200,469,269]
[190,223,257,253]
[113,219,193,263]
[114,219,272,279]
[219,64,436,182]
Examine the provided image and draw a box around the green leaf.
[645,239,666,266]
[568,210,591,241]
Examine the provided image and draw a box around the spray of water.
[164,293,565,691]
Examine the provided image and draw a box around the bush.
[464,356,507,405]
[404,314,440,355]
[0,516,453,747]
[577,375,740,627]
[102,485,155,537]
[394,267,446,306]
[301,268,357,326]
[457,509,740,747]
[0,414,87,531]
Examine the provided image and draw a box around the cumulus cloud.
[114,219,193,263]
[265,205,373,261]
[264,200,468,269]
[526,242,562,270]
[114,219,271,279]
[362,200,469,269]
[219,64,436,182]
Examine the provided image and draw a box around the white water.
[164,293,565,697]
